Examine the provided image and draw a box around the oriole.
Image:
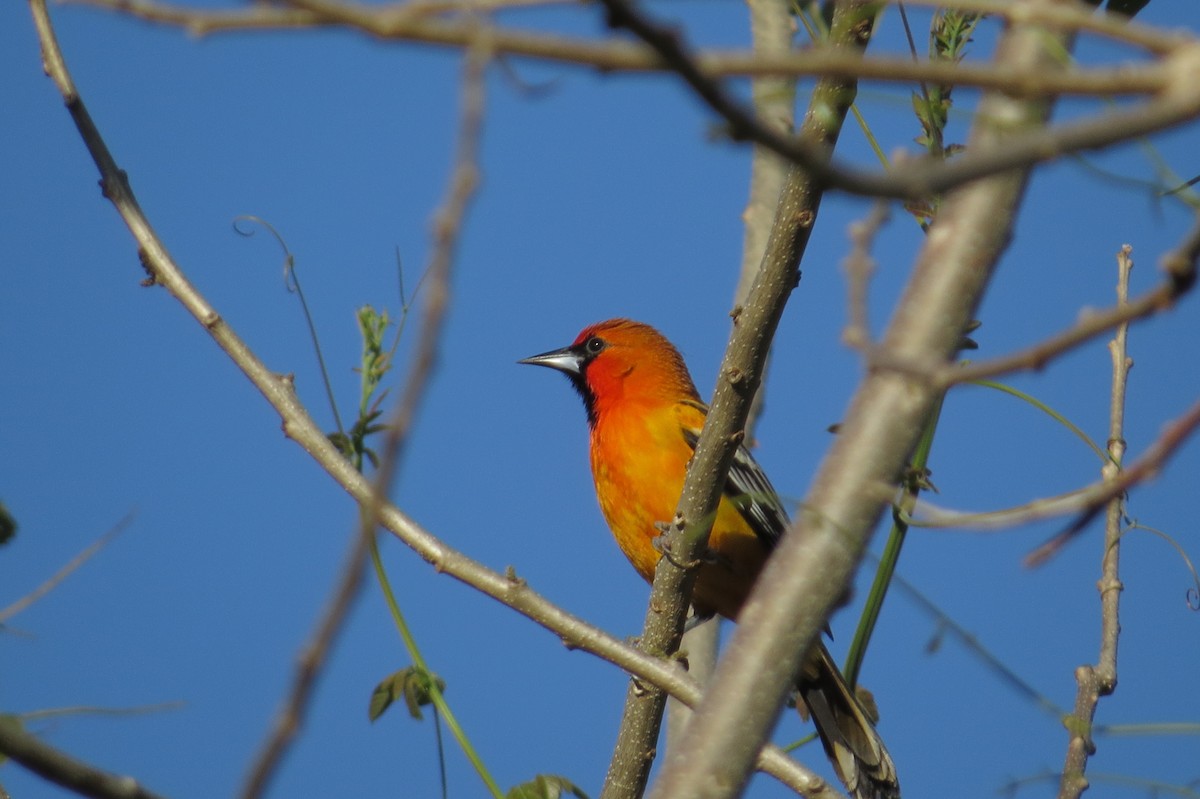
[521,318,898,799]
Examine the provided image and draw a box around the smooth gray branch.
[646,2,1079,797]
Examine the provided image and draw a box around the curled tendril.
[1121,521,1200,612]
[233,214,298,292]
[232,214,344,437]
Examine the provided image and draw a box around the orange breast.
[589,401,769,620]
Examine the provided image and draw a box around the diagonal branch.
[68,0,1200,198]
[662,0,801,756]
[599,2,876,798]
[23,1,822,795]
[1024,393,1200,566]
[592,0,1200,199]
[645,2,1082,797]
[936,214,1199,387]
[0,717,168,799]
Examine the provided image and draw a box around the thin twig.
[19,703,185,721]
[938,215,1199,387]
[1025,392,1200,566]
[665,0,798,755]
[0,511,135,624]
[841,202,890,350]
[905,386,1200,539]
[1055,244,1132,799]
[886,568,1068,718]
[909,487,1104,530]
[238,510,374,799]
[239,26,490,799]
[69,0,1179,95]
[233,216,347,439]
[627,0,879,796]
[854,211,1200,389]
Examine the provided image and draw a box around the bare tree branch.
[645,2,1081,797]
[0,717,169,799]
[598,0,876,795]
[1056,245,1132,799]
[22,1,830,794]
[846,211,1199,391]
[68,0,1178,93]
[666,0,798,756]
[1025,393,1200,566]
[68,0,1200,199]
[937,215,1199,387]
[239,509,373,799]
[841,203,890,351]
[901,382,1200,539]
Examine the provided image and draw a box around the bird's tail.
[797,644,899,799]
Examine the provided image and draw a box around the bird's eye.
[585,336,605,354]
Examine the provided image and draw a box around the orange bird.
[521,319,898,799]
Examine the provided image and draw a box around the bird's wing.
[678,399,790,551]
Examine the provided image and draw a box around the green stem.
[368,536,504,799]
[843,392,944,687]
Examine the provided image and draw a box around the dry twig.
[68,0,1177,93]
[1056,245,1132,799]
[0,512,134,624]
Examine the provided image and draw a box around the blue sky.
[3,2,1199,798]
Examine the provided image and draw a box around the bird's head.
[520,318,700,426]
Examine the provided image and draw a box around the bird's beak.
[518,345,584,375]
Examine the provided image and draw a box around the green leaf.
[506,775,589,799]
[368,666,446,723]
[326,432,354,460]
